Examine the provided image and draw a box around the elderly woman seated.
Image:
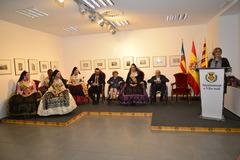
[107,70,124,102]
[119,64,149,105]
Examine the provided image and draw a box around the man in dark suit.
[148,70,169,102]
[88,68,105,104]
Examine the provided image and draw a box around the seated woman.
[8,71,41,116]
[39,69,53,95]
[37,70,77,116]
[119,64,149,105]
[107,71,124,101]
[68,67,89,104]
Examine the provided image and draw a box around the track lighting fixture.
[74,0,118,34]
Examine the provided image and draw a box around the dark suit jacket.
[147,75,169,85]
[88,74,105,86]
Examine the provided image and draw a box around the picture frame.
[108,58,121,69]
[0,59,12,75]
[136,57,150,68]
[153,56,167,67]
[50,61,59,71]
[39,61,49,73]
[123,56,134,70]
[169,55,181,67]
[14,58,26,75]
[94,59,106,69]
[28,59,38,74]
[80,60,92,70]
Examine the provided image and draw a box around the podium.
[198,67,230,121]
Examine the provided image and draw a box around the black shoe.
[152,98,156,102]
[92,101,97,105]
[131,103,136,106]
[96,101,99,104]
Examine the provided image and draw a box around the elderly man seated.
[147,70,169,102]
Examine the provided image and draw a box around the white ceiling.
[0,0,239,37]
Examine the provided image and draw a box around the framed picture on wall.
[0,59,12,75]
[94,59,106,69]
[50,61,59,71]
[28,59,38,74]
[123,56,133,70]
[153,56,167,67]
[169,55,181,67]
[14,58,26,75]
[136,57,150,68]
[108,58,121,69]
[39,61,49,72]
[80,60,92,70]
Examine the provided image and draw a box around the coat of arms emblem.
[205,72,217,83]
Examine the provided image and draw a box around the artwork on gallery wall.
[80,60,92,70]
[28,59,38,74]
[39,61,49,72]
[50,61,59,71]
[169,55,181,67]
[108,58,121,69]
[94,59,106,69]
[153,56,167,67]
[136,57,150,68]
[123,56,134,70]
[0,59,12,75]
[14,58,26,75]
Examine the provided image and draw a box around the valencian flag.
[180,41,187,73]
[188,41,200,95]
[201,39,208,68]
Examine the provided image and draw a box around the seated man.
[147,70,169,102]
[88,68,105,105]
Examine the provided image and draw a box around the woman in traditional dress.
[39,69,53,95]
[68,67,89,104]
[37,70,77,116]
[119,64,149,105]
[8,71,41,116]
[107,71,124,101]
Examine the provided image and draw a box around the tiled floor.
[0,115,239,160]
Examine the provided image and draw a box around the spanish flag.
[201,39,208,68]
[180,41,187,73]
[188,41,200,95]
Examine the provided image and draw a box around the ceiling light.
[63,26,81,32]
[113,20,130,27]
[97,18,105,27]
[91,0,101,8]
[106,0,114,5]
[99,0,107,7]
[167,13,188,21]
[55,0,64,7]
[78,5,86,15]
[83,0,95,9]
[15,8,49,18]
[89,14,96,22]
[74,0,118,34]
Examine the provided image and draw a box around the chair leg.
[188,94,191,104]
[171,93,174,104]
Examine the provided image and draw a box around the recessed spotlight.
[15,8,49,18]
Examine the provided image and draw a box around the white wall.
[219,14,240,78]
[0,20,64,118]
[62,25,207,96]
